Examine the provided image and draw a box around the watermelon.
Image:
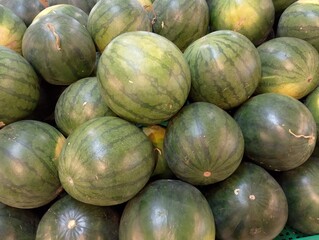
[0,4,27,53]
[0,46,40,126]
[203,161,288,240]
[54,77,116,136]
[183,30,261,110]
[0,202,40,239]
[234,93,317,171]
[256,37,319,99]
[36,194,120,240]
[0,0,45,26]
[277,157,319,235]
[209,0,275,46]
[164,102,244,185]
[119,179,215,240]
[58,116,156,206]
[87,0,152,52]
[152,0,209,52]
[0,120,65,208]
[22,14,96,85]
[31,4,89,27]
[277,0,319,52]
[48,0,98,14]
[97,31,191,125]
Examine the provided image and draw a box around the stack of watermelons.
[1,0,319,239]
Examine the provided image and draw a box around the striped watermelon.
[256,37,319,99]
[234,93,317,171]
[0,46,40,127]
[58,116,156,206]
[152,0,209,52]
[54,77,116,136]
[0,4,27,53]
[0,120,65,208]
[183,30,261,110]
[209,0,275,46]
[164,102,244,185]
[97,31,191,125]
[119,179,215,240]
[22,14,96,85]
[87,0,152,52]
[277,0,319,52]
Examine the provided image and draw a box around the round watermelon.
[58,116,156,206]
[97,31,191,125]
[54,77,116,136]
[256,37,319,99]
[203,161,288,240]
[36,194,120,240]
[152,0,209,52]
[234,93,317,171]
[0,46,40,126]
[22,14,96,85]
[119,179,215,240]
[209,0,275,46]
[277,156,319,235]
[164,102,244,185]
[184,30,261,110]
[277,0,319,52]
[87,0,152,52]
[0,4,27,53]
[0,120,65,208]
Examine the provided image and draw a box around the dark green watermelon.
[0,202,40,239]
[87,0,152,52]
[119,179,215,239]
[277,157,319,235]
[58,116,156,206]
[54,77,116,136]
[0,120,65,208]
[256,37,319,99]
[97,31,191,125]
[164,102,244,185]
[234,93,317,171]
[22,14,96,85]
[203,161,288,240]
[36,194,120,240]
[0,46,40,126]
[184,30,261,110]
[209,0,275,45]
[152,0,209,52]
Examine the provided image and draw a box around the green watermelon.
[87,0,152,52]
[234,93,317,171]
[152,0,209,52]
[31,4,89,27]
[209,0,275,46]
[54,77,116,136]
[0,46,40,126]
[0,202,40,239]
[164,102,244,185]
[203,161,288,240]
[58,116,156,206]
[36,194,120,240]
[277,157,319,235]
[256,37,319,99]
[22,14,96,85]
[0,4,27,53]
[277,0,319,52]
[97,31,191,125]
[183,30,261,110]
[0,0,44,26]
[0,120,65,208]
[48,0,98,14]
[119,179,215,240]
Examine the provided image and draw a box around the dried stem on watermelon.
[46,23,61,51]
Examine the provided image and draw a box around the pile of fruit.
[0,0,319,239]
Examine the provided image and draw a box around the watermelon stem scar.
[46,23,61,51]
